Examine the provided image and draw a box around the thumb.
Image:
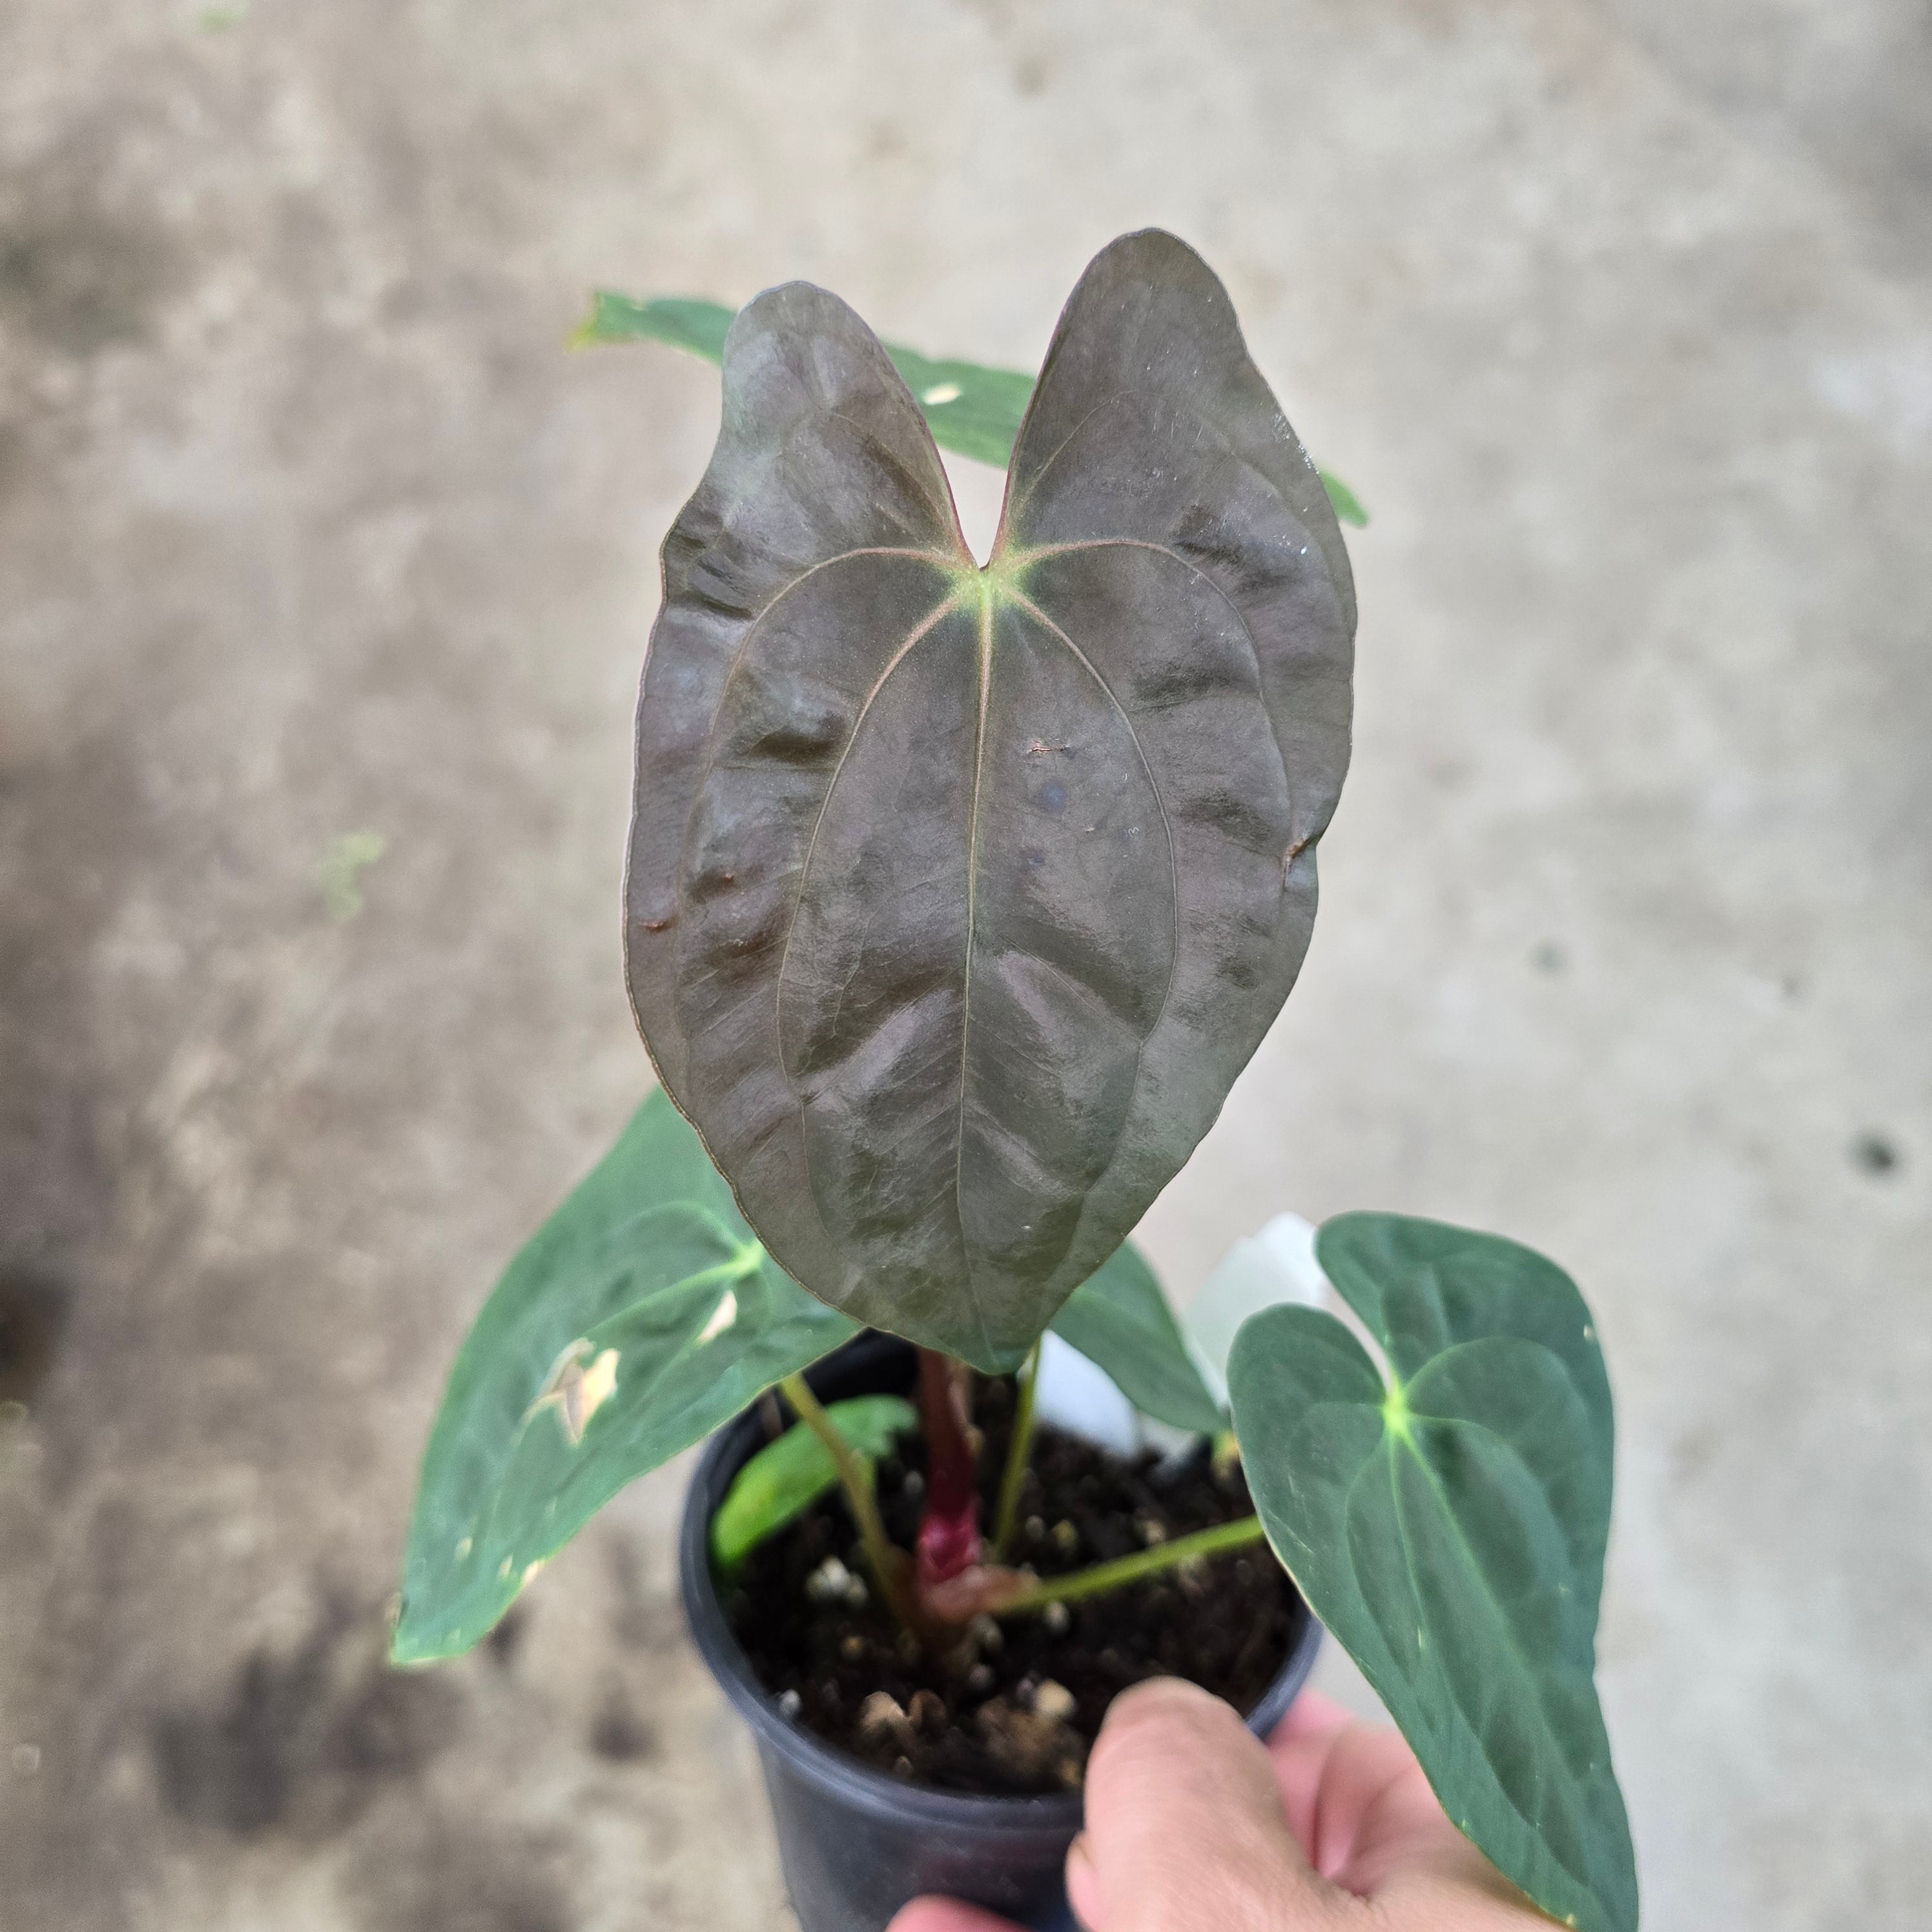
[1069,1679,1347,1932]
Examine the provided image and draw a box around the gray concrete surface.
[2,2,1927,1926]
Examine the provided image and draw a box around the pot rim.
[678,1331,1322,1834]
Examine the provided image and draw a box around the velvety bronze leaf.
[626,232,1355,1371]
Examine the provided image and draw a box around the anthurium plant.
[395,232,1636,1932]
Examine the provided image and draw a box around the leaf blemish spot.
[697,1289,739,1344]
[526,1339,620,1446]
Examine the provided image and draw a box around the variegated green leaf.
[392,1091,858,1663]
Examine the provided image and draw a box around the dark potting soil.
[725,1374,1302,1796]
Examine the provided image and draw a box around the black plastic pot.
[679,1333,1324,1932]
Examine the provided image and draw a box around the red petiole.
[914,1348,984,1590]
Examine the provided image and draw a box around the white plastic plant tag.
[1030,1331,1143,1457]
[1182,1213,1330,1410]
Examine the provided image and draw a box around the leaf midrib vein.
[950,584,999,1369]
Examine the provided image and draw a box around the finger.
[1268,1699,1506,1907]
[1074,1678,1345,1931]
[1271,1694,1549,1922]
[1269,1700,1428,1885]
[1272,1688,1356,1745]
[1266,1690,1356,1860]
[889,1899,1024,1932]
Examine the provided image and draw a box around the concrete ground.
[2,1,1927,1926]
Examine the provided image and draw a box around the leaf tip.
[566,291,612,349]
[385,1605,438,1670]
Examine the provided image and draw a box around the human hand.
[889,1678,1541,1932]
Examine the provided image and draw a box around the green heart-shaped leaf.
[1226,1212,1636,1932]
[710,1393,918,1576]
[392,1090,858,1663]
[1049,1240,1226,1436]
[626,231,1355,1371]
[575,290,1368,522]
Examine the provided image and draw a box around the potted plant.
[392,231,1636,1932]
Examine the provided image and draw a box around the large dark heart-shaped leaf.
[1226,1213,1636,1932]
[391,1090,858,1664]
[626,230,1355,1372]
